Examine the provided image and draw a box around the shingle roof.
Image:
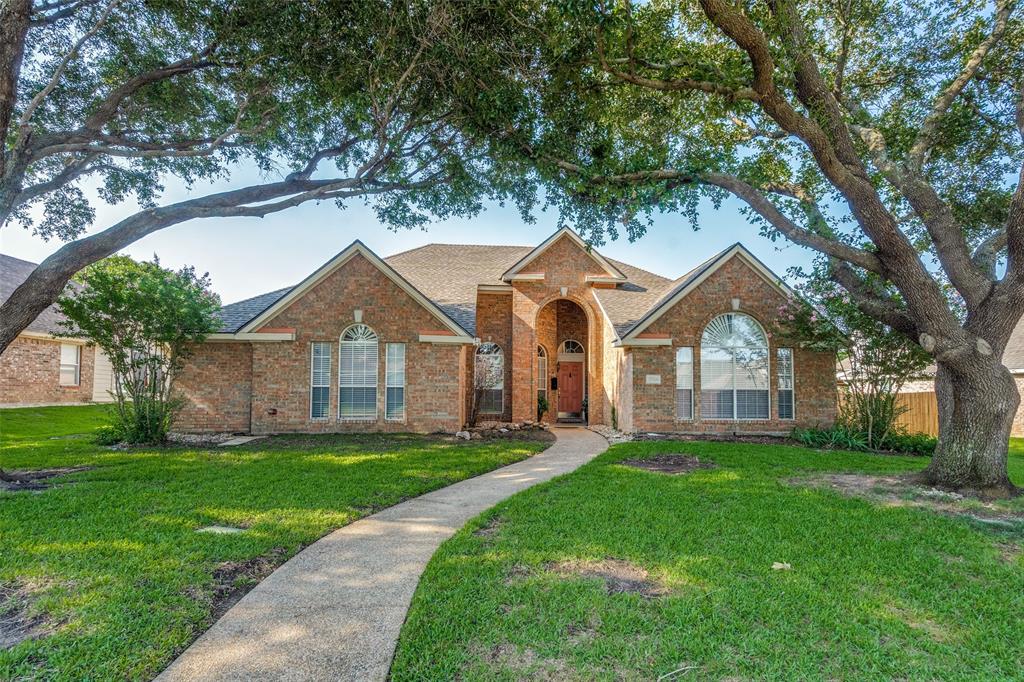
[216,286,294,333]
[0,254,74,335]
[384,244,533,333]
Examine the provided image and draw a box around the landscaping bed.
[0,405,548,680]
[392,438,1024,680]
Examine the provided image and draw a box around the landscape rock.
[455,431,472,440]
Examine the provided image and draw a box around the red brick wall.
[509,235,607,423]
[536,300,557,421]
[0,336,95,406]
[176,253,467,434]
[629,256,837,434]
[175,343,253,432]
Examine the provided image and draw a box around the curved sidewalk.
[157,426,608,681]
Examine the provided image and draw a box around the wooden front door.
[557,362,584,417]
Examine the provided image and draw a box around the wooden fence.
[893,392,939,437]
[837,390,939,436]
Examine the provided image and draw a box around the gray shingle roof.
[0,254,74,335]
[216,286,294,333]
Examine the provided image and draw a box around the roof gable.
[235,241,471,337]
[618,243,794,342]
[500,228,625,282]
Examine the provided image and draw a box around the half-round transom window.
[700,313,769,420]
[342,324,378,343]
[559,339,584,354]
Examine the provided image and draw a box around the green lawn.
[393,439,1024,681]
[0,405,547,681]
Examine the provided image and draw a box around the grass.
[0,405,547,681]
[392,438,1024,681]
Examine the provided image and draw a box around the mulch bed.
[620,454,716,475]
[0,467,92,492]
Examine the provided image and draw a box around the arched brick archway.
[531,296,596,423]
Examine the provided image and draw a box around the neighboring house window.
[537,345,548,402]
[339,324,378,419]
[310,342,331,419]
[386,343,406,421]
[700,313,770,419]
[59,344,80,386]
[675,347,693,420]
[475,342,504,414]
[777,347,795,420]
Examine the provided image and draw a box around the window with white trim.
[386,343,406,421]
[675,347,693,420]
[475,342,504,414]
[700,313,770,420]
[339,324,378,419]
[537,345,548,402]
[310,342,331,419]
[59,343,80,386]
[777,347,794,420]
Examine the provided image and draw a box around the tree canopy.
[0,0,532,350]
[429,0,1023,492]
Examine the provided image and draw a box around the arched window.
[339,324,378,419]
[537,345,548,402]
[475,342,504,414]
[700,313,770,419]
[559,339,584,355]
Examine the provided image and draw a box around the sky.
[1,163,819,305]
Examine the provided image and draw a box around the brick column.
[511,289,538,422]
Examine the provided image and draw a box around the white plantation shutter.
[386,343,406,421]
[310,342,331,419]
[675,347,693,420]
[700,313,770,420]
[777,348,794,419]
[340,325,378,419]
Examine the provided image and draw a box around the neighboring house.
[897,323,1024,437]
[0,254,115,406]
[176,228,837,434]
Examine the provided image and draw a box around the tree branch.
[829,259,918,339]
[907,0,1014,171]
[0,0,31,178]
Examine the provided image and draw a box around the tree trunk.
[924,358,1020,497]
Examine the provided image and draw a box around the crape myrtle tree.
[774,260,932,449]
[0,0,528,352]
[436,0,1024,495]
[57,255,221,444]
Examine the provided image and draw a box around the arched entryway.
[535,298,589,423]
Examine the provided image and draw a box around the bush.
[793,425,936,456]
[792,425,869,451]
[93,424,125,446]
[880,430,937,456]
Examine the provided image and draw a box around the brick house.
[0,254,114,406]
[175,228,838,434]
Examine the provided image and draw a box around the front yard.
[0,406,547,680]
[393,439,1024,680]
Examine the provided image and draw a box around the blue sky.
[2,163,819,305]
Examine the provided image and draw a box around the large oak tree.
[0,0,522,352]
[435,0,1024,495]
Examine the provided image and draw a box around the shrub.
[793,425,936,456]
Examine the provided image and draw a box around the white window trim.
[309,342,331,421]
[777,347,795,420]
[385,342,406,422]
[339,324,379,421]
[537,346,548,400]
[59,343,81,387]
[675,346,694,421]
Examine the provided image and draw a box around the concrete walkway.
[157,426,608,682]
